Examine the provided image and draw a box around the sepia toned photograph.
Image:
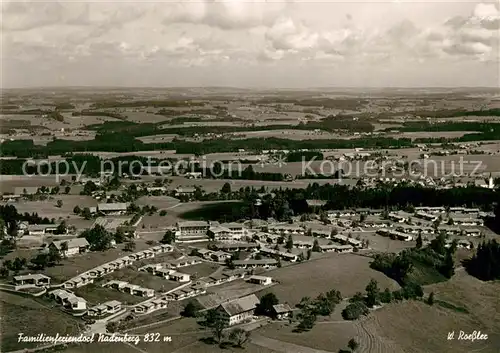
[0,0,499,352]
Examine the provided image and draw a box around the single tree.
[56,200,63,208]
[312,239,320,252]
[182,301,203,317]
[427,292,435,306]
[365,279,380,308]
[348,338,359,352]
[285,234,294,250]
[124,241,136,252]
[229,328,251,347]
[61,242,69,258]
[256,292,279,316]
[161,230,175,244]
[415,233,423,249]
[73,205,81,214]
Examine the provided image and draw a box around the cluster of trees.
[0,257,28,277]
[194,165,288,182]
[79,225,134,251]
[464,240,500,281]
[295,289,343,332]
[302,115,375,133]
[342,278,424,321]
[371,232,456,286]
[0,133,418,158]
[161,230,175,244]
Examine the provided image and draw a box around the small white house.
[248,275,273,286]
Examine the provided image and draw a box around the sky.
[1,0,499,88]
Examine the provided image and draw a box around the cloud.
[162,0,288,30]
[1,1,498,87]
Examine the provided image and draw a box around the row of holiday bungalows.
[103,280,155,297]
[165,283,207,301]
[377,226,482,241]
[139,264,191,282]
[328,209,385,218]
[377,229,414,241]
[260,247,299,262]
[414,206,480,214]
[87,300,122,317]
[196,249,232,262]
[204,270,246,287]
[63,244,173,289]
[387,225,481,237]
[132,298,169,314]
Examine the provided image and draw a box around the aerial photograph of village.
[0,0,499,353]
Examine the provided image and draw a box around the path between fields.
[123,342,149,353]
[251,334,333,353]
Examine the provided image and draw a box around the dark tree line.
[464,240,500,281]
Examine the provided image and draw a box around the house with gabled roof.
[216,294,260,326]
[48,238,90,257]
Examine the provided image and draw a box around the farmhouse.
[176,221,209,238]
[247,275,273,285]
[87,300,122,317]
[49,238,90,257]
[216,294,260,326]
[272,304,293,320]
[97,202,129,215]
[233,259,278,269]
[13,274,51,288]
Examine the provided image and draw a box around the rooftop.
[219,294,260,316]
